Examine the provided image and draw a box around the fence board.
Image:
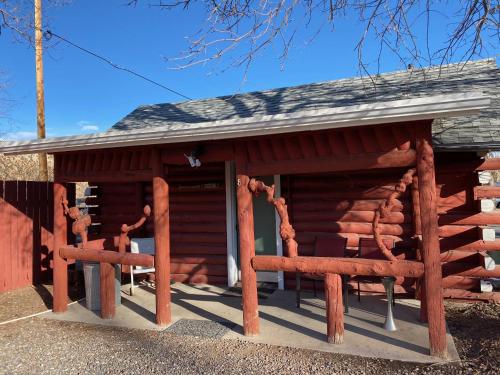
[0,181,59,293]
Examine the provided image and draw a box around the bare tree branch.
[131,0,498,75]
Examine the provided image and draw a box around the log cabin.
[1,58,499,358]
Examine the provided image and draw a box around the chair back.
[358,237,395,259]
[314,236,347,258]
[130,237,155,255]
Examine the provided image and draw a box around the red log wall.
[89,162,227,285]
[281,153,500,297]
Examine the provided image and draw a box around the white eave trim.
[0,92,490,155]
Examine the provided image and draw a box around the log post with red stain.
[325,273,344,344]
[152,148,171,326]
[415,124,447,359]
[53,181,68,313]
[411,176,427,323]
[236,174,260,336]
[99,262,115,319]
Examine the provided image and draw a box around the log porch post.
[99,262,115,319]
[152,148,171,326]
[415,124,447,358]
[325,273,344,344]
[53,181,68,313]
[236,174,260,336]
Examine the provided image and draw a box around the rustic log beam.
[442,264,500,278]
[439,212,500,226]
[293,199,406,213]
[440,250,495,267]
[442,289,500,302]
[237,174,260,336]
[439,238,500,252]
[252,256,424,277]
[60,246,154,267]
[246,149,416,176]
[295,210,408,224]
[416,125,447,359]
[53,181,68,313]
[152,148,171,327]
[325,273,344,344]
[473,186,500,199]
[99,262,115,319]
[441,276,480,290]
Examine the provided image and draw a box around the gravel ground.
[0,285,84,322]
[0,288,498,375]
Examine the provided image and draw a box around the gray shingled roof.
[111,59,499,151]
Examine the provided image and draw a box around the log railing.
[251,256,424,278]
[60,246,154,319]
[252,255,424,344]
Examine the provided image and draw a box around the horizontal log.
[295,210,408,224]
[145,222,226,234]
[171,233,226,244]
[474,186,500,199]
[294,222,410,236]
[294,232,412,249]
[439,212,500,225]
[170,212,226,223]
[439,238,500,252]
[60,246,154,267]
[291,199,406,213]
[246,149,417,176]
[252,256,424,277]
[442,264,500,278]
[291,187,408,200]
[289,176,403,190]
[440,250,486,264]
[441,276,480,290]
[438,225,479,239]
[443,288,500,302]
[169,203,227,212]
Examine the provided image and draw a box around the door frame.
[225,161,284,289]
[225,161,239,287]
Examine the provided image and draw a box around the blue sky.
[0,0,498,140]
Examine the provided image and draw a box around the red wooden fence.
[0,181,54,293]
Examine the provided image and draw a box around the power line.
[43,29,192,101]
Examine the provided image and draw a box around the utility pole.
[35,0,48,180]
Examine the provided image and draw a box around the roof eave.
[0,92,490,156]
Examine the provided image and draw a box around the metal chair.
[355,237,396,305]
[129,237,155,295]
[296,236,349,312]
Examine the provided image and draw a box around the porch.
[39,282,459,363]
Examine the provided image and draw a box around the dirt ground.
[0,286,498,374]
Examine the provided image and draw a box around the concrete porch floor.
[40,283,459,363]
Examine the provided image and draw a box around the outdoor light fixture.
[184,145,204,168]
